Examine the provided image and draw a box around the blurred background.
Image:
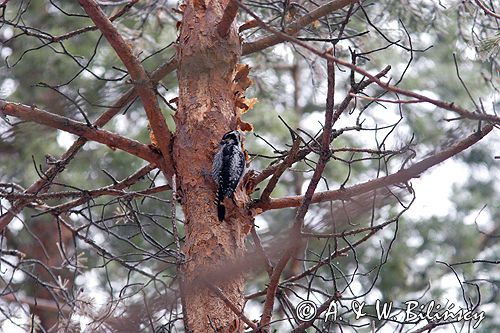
[0,0,498,332]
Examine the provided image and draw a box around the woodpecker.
[212,130,246,221]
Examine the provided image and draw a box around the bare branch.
[217,0,239,37]
[237,1,500,124]
[250,227,273,277]
[1,0,139,43]
[242,0,358,55]
[474,0,500,19]
[79,0,174,177]
[0,55,177,232]
[206,283,258,330]
[255,125,494,211]
[259,51,336,330]
[2,293,71,314]
[259,136,301,203]
[253,65,391,186]
[0,101,163,165]
[44,164,162,213]
[349,93,425,104]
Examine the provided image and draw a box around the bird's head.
[221,130,243,145]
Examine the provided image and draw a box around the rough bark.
[174,1,250,332]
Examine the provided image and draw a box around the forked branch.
[259,53,336,330]
[79,0,174,177]
[255,124,494,212]
[242,0,359,54]
[0,101,163,166]
[237,1,500,124]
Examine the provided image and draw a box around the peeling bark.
[174,1,250,332]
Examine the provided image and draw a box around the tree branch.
[259,52,336,330]
[1,0,139,43]
[259,136,301,203]
[217,0,239,37]
[255,124,494,212]
[474,0,500,19]
[2,293,70,314]
[0,56,177,232]
[245,223,383,300]
[237,1,500,124]
[1,185,169,201]
[0,101,163,166]
[242,0,358,55]
[253,65,391,186]
[79,0,174,177]
[250,226,273,277]
[42,164,163,214]
[1,164,164,214]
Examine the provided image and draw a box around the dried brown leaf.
[238,119,254,132]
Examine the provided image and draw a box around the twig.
[259,136,301,203]
[0,101,162,165]
[349,93,424,104]
[79,0,174,177]
[1,185,169,201]
[258,50,336,331]
[2,293,71,314]
[253,65,391,186]
[236,1,500,124]
[0,56,178,232]
[1,0,139,43]
[474,0,500,19]
[255,124,494,211]
[250,227,273,276]
[242,0,358,55]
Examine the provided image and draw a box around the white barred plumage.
[211,130,246,221]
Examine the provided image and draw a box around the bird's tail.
[217,202,226,222]
[216,188,225,222]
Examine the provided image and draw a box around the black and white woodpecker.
[211,130,246,221]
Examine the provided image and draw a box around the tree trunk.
[174,1,249,332]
